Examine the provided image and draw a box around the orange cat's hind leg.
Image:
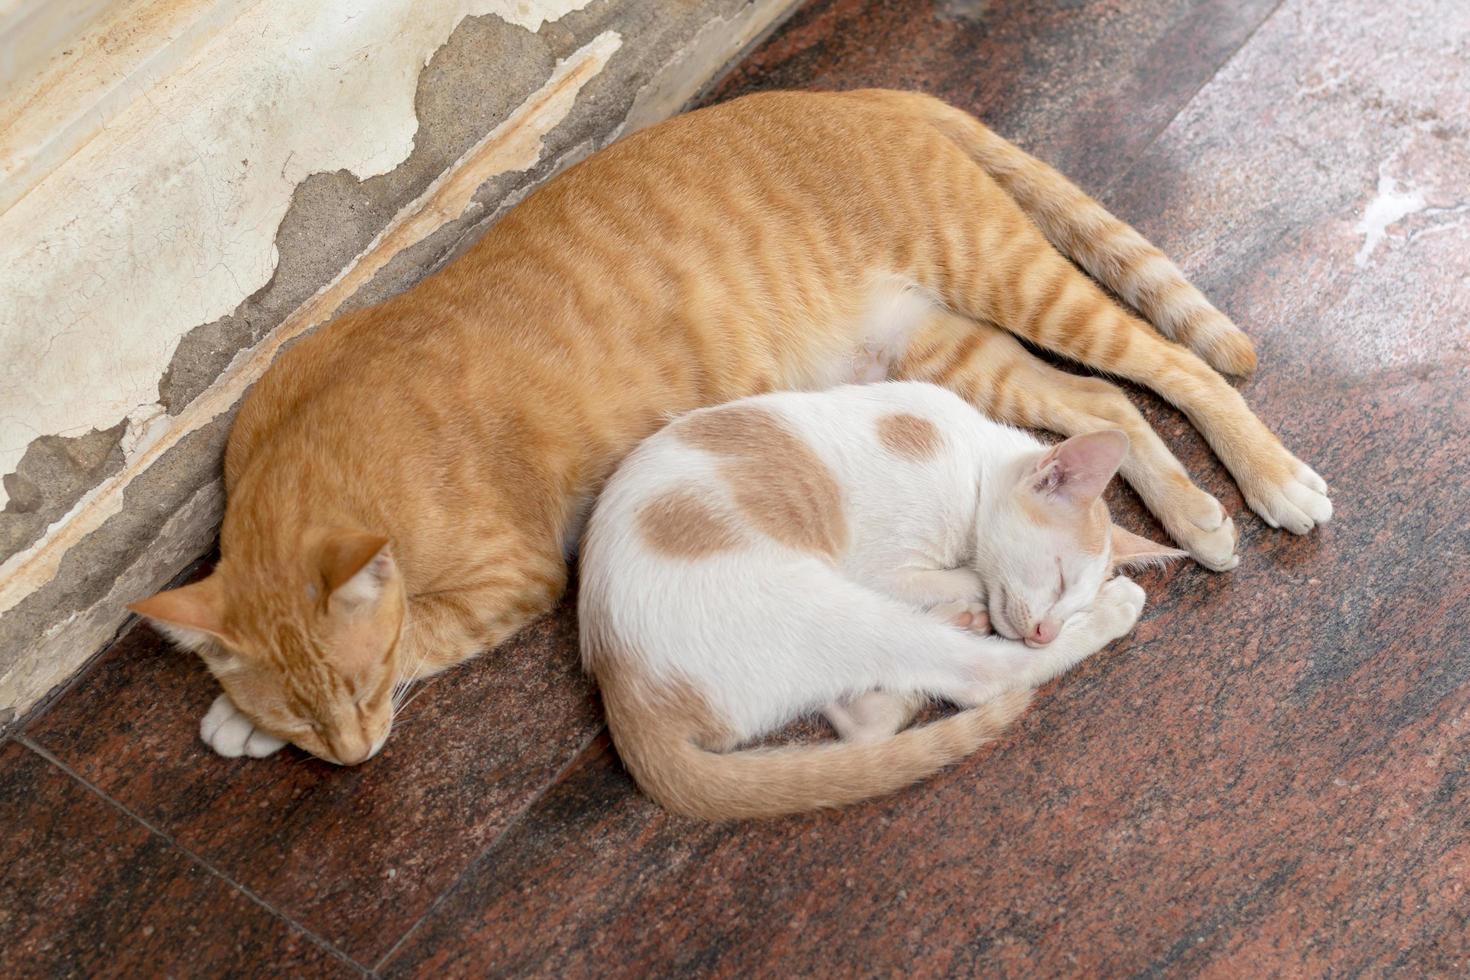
[896,312,1240,571]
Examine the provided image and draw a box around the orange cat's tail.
[598,670,1032,821]
[852,89,1257,377]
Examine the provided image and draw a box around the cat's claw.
[200,693,285,759]
[1247,458,1332,535]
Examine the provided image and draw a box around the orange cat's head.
[129,529,407,765]
[976,429,1184,646]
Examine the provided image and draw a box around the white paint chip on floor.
[1354,171,1426,268]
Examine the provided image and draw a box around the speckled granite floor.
[4,1,1467,975]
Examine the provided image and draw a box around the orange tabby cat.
[130,90,1330,764]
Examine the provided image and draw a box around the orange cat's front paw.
[1162,482,1239,572]
[1244,451,1332,535]
[200,692,286,759]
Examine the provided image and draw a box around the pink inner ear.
[1037,430,1129,505]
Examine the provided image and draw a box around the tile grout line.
[14,735,373,978]
[1101,0,1289,197]
[370,725,607,974]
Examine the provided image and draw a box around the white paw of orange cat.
[1246,455,1332,535]
[930,599,991,632]
[1165,485,1238,572]
[200,693,285,759]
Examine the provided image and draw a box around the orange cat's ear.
[128,577,234,653]
[317,530,397,614]
[1110,524,1188,572]
[1034,430,1129,507]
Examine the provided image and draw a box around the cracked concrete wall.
[0,0,799,727]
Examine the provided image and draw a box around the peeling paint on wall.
[0,28,622,620]
[0,0,593,510]
[0,0,265,214]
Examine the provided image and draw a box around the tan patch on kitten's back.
[638,488,742,559]
[677,406,848,559]
[876,413,942,461]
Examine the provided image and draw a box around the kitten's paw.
[930,599,990,633]
[1244,454,1332,535]
[200,693,285,759]
[1165,486,1239,572]
[1087,575,1146,642]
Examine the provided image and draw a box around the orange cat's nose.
[334,729,390,765]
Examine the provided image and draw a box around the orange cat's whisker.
[394,684,430,718]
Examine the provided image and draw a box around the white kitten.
[579,381,1181,820]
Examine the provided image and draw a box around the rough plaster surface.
[0,0,263,214]
[0,0,594,511]
[616,1,786,137]
[0,0,799,725]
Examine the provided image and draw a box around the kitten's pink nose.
[1026,620,1060,647]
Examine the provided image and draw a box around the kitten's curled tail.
[851,89,1257,377]
[596,666,1032,820]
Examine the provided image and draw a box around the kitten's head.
[129,529,407,765]
[975,430,1183,646]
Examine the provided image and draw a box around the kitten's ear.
[1110,524,1188,571]
[318,530,396,614]
[1033,430,1130,506]
[128,577,233,653]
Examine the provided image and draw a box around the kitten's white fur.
[580,382,1154,817]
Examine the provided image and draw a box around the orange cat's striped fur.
[131,90,1329,765]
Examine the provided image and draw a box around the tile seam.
[371,725,608,974]
[13,735,372,977]
[1102,0,1289,196]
